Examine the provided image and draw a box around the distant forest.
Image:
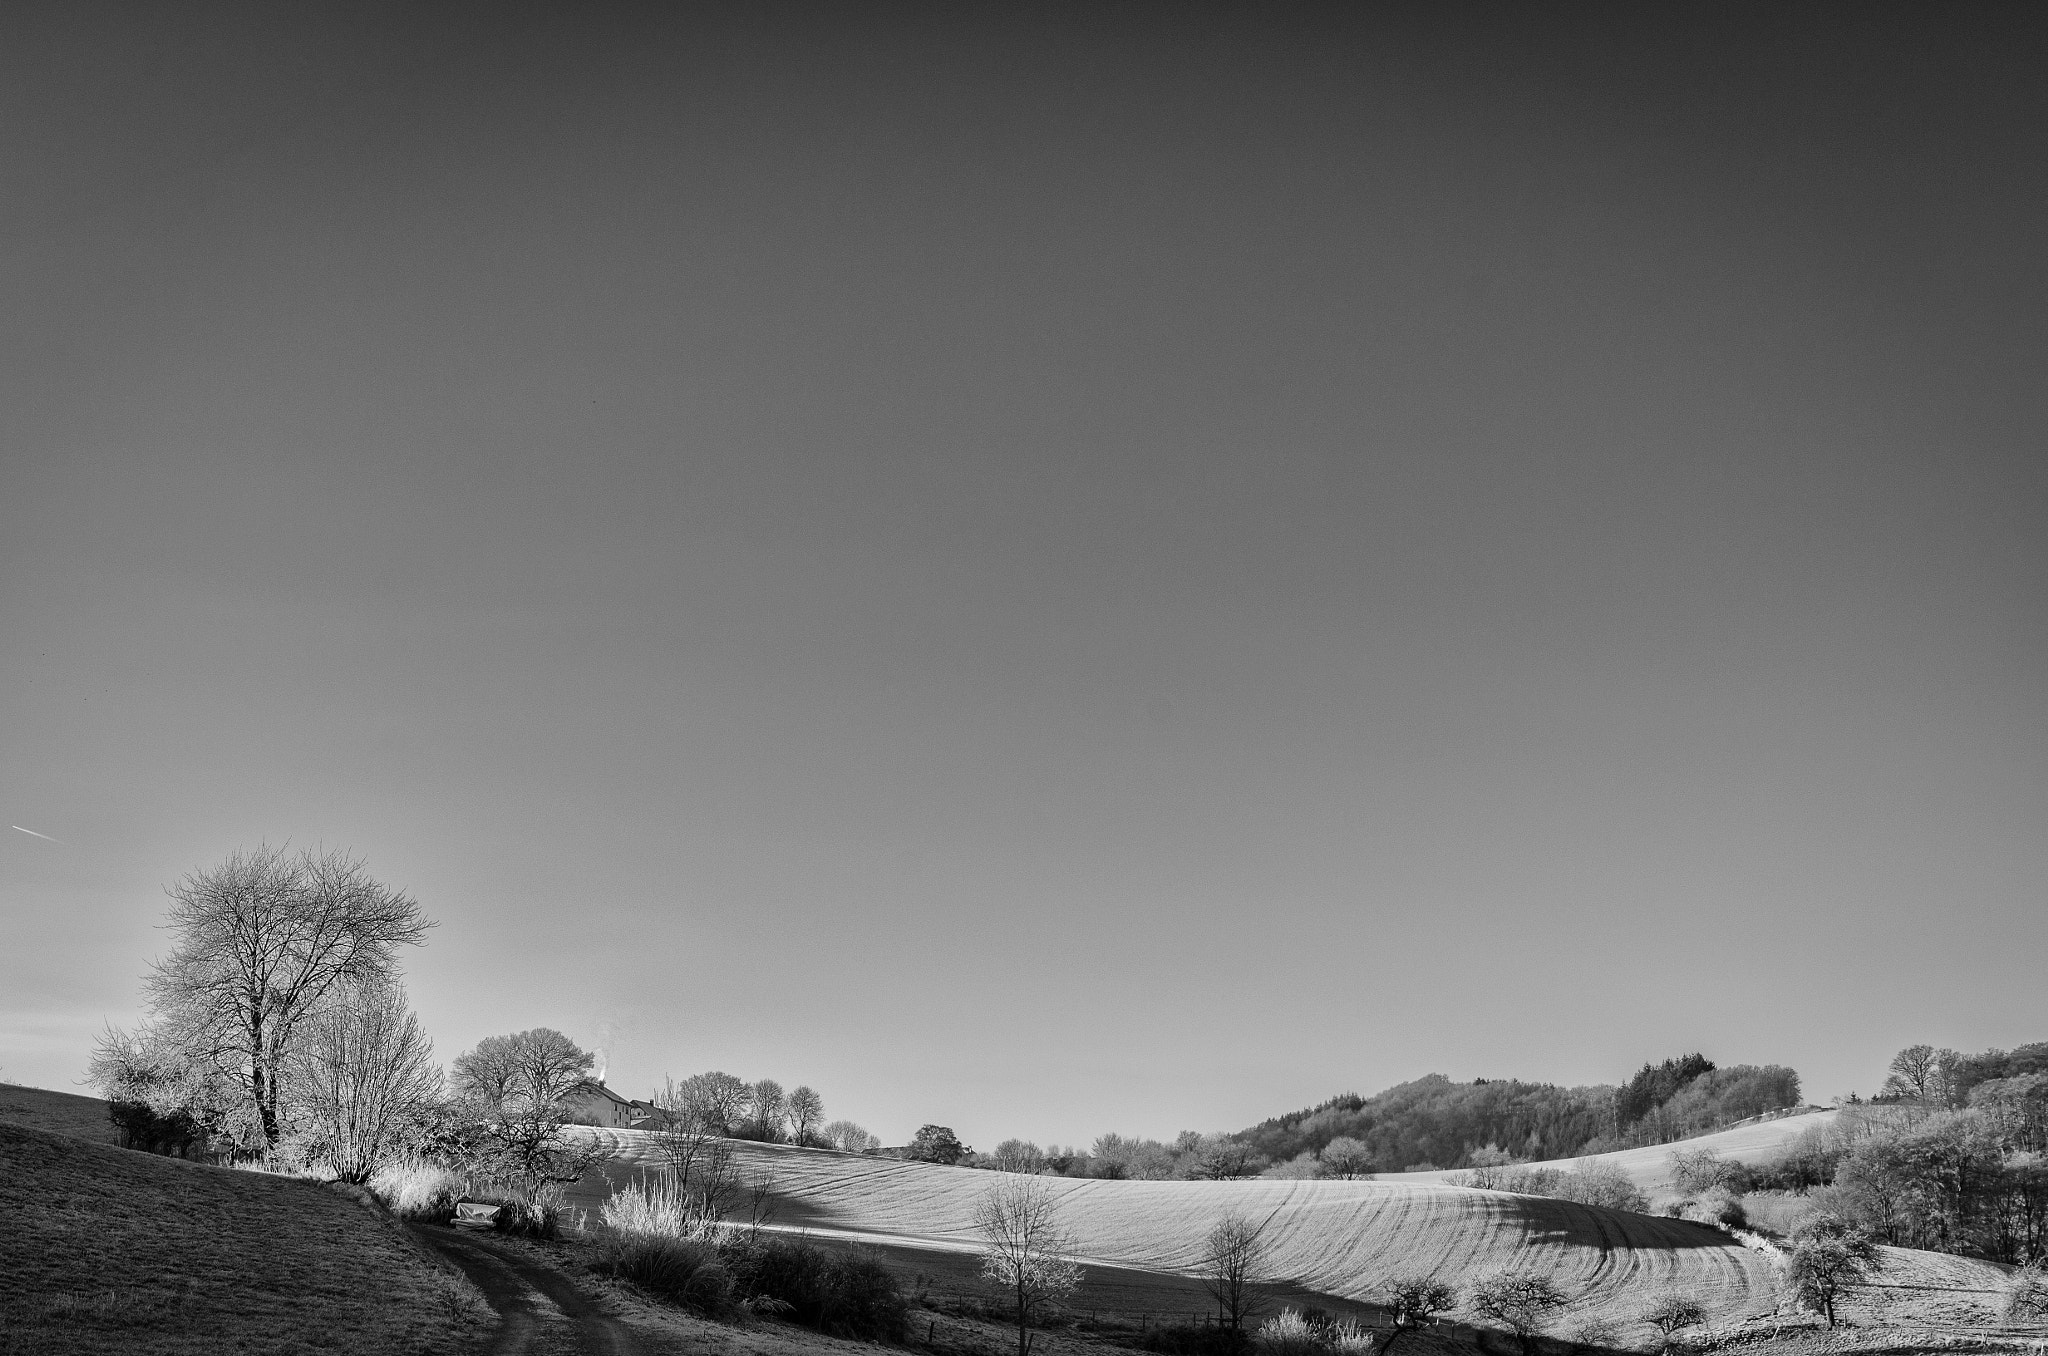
[1234,1056,1804,1173]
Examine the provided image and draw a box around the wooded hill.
[1236,1056,1804,1173]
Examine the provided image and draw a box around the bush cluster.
[593,1231,735,1313]
[2006,1264,2048,1322]
[591,1178,908,1340]
[107,1098,209,1158]
[720,1234,907,1340]
[1459,1159,1650,1214]
[1253,1308,1375,1356]
[468,1184,564,1238]
[369,1156,463,1224]
[1670,1188,1746,1230]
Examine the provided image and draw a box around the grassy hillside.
[0,1121,490,1355]
[0,1082,123,1145]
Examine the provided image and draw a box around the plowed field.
[568,1125,2013,1337]
[572,1133,1772,1326]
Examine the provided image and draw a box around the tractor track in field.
[411,1223,637,1356]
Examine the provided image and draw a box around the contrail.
[11,825,55,842]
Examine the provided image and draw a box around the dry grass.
[0,1121,492,1355]
[1740,1191,1824,1239]
[369,1155,465,1222]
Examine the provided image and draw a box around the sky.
[2,4,2044,1152]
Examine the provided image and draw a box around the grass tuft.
[369,1156,463,1223]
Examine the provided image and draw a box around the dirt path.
[410,1223,638,1356]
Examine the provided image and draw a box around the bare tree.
[127,845,432,1148]
[1784,1220,1880,1327]
[1930,1048,1967,1109]
[290,979,441,1182]
[672,1070,753,1135]
[1185,1134,1269,1180]
[651,1076,714,1171]
[1379,1276,1457,1356]
[787,1085,825,1146]
[974,1177,1084,1356]
[987,1139,1050,1174]
[749,1078,788,1141]
[1641,1293,1706,1349]
[1670,1147,1742,1194]
[1200,1208,1273,1331]
[1468,1272,1572,1356]
[823,1119,879,1153]
[1883,1045,1937,1101]
[651,1075,746,1223]
[453,1028,615,1195]
[1319,1136,1375,1178]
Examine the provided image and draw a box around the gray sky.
[3,4,2044,1149]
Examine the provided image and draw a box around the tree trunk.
[251,1050,281,1147]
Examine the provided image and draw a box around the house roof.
[568,1079,633,1107]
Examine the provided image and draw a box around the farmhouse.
[558,1079,636,1128]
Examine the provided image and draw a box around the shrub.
[1468,1272,1572,1356]
[468,1183,562,1238]
[1262,1152,1323,1180]
[1552,1161,1650,1214]
[1560,1314,1622,1350]
[603,1174,714,1239]
[1670,1148,1748,1196]
[1255,1309,1326,1356]
[2005,1264,2048,1322]
[718,1233,907,1341]
[107,1099,208,1158]
[1324,1322,1375,1355]
[1680,1190,1745,1230]
[1747,1126,1845,1192]
[370,1156,463,1223]
[1253,1309,1376,1356]
[1641,1292,1707,1344]
[1380,1275,1456,1356]
[592,1231,734,1314]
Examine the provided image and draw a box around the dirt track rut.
[410,1224,636,1356]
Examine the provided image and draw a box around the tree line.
[1641,1041,2047,1268]
[1808,1041,2048,1264]
[85,846,882,1197]
[1220,1059,1802,1179]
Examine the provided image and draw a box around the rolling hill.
[1387,1108,1839,1196]
[571,1123,2016,1341]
